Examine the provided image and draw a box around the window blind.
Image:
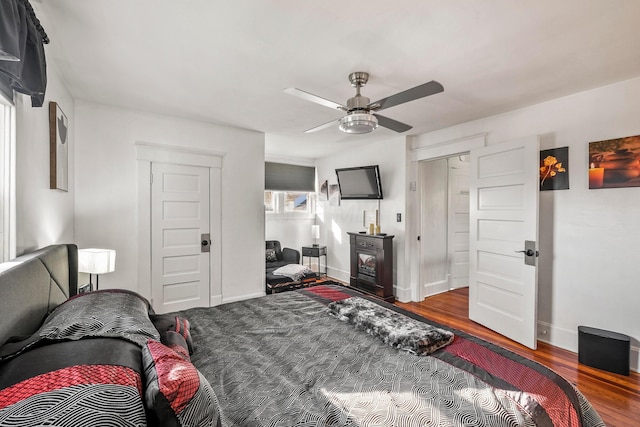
[265,162,315,192]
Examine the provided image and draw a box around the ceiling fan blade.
[374,114,412,133]
[284,87,346,111]
[304,118,340,133]
[369,80,444,112]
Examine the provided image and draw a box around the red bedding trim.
[304,285,352,302]
[443,336,580,427]
[0,365,142,408]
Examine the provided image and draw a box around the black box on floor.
[578,326,630,376]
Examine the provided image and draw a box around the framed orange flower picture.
[540,147,569,191]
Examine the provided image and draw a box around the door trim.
[407,133,486,302]
[135,141,223,307]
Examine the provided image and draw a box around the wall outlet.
[396,213,402,222]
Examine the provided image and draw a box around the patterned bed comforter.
[179,285,605,427]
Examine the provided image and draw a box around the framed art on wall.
[329,184,340,206]
[589,135,640,189]
[540,147,569,191]
[49,102,68,191]
[319,179,328,201]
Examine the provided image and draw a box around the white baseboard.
[210,294,223,307]
[223,291,265,304]
[537,320,639,373]
[422,280,449,299]
[394,284,412,302]
[326,267,349,283]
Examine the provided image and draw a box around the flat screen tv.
[335,165,383,200]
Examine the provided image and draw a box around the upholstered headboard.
[0,244,77,345]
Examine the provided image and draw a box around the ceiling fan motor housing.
[346,95,370,111]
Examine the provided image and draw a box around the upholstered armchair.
[265,240,300,267]
[265,240,315,293]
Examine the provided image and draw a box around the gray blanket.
[178,288,604,427]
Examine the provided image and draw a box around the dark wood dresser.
[347,232,394,302]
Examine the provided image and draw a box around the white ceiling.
[34,0,640,160]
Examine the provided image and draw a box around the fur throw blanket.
[328,297,454,356]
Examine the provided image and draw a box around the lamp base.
[89,273,99,291]
[312,243,319,247]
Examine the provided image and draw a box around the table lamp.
[78,248,116,291]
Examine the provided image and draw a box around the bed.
[0,244,605,426]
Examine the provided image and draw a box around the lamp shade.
[311,225,320,240]
[78,248,116,275]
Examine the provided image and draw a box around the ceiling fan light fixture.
[339,112,378,134]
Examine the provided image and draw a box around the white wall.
[412,76,640,371]
[265,212,315,259]
[315,136,407,296]
[15,65,75,254]
[74,101,265,301]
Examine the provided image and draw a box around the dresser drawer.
[354,235,382,249]
[302,246,326,257]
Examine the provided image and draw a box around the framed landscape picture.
[589,135,640,189]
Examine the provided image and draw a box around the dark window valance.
[265,162,315,192]
[0,0,49,106]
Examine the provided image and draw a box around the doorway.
[419,154,470,300]
[135,142,223,312]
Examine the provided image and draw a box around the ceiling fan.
[284,72,444,135]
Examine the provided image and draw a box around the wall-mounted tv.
[335,165,383,200]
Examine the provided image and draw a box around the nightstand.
[302,245,327,277]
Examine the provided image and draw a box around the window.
[265,191,315,215]
[264,191,275,212]
[264,161,316,216]
[284,192,308,212]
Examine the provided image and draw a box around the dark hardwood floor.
[395,287,640,427]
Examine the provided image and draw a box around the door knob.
[516,240,538,266]
[201,233,211,253]
[516,249,535,257]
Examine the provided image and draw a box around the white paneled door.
[151,163,210,313]
[469,136,539,349]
